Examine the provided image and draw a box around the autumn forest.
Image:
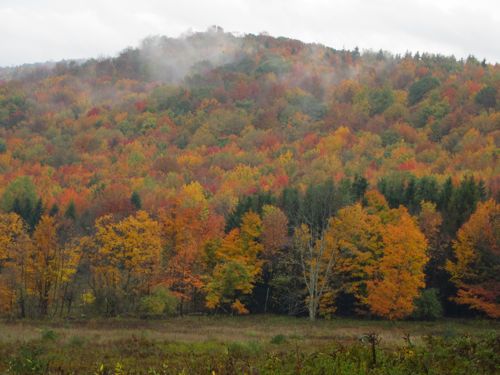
[0,29,498,323]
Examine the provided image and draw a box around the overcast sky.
[1,0,499,67]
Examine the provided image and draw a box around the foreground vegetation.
[0,316,498,374]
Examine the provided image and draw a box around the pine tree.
[28,199,44,231]
[131,191,142,210]
[64,201,76,220]
[49,203,59,217]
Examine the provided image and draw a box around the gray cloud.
[1,0,499,66]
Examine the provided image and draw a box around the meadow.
[0,316,498,374]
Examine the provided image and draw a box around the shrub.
[138,287,178,317]
[68,335,86,348]
[227,340,262,359]
[270,334,287,345]
[8,344,49,375]
[412,288,443,320]
[40,329,58,342]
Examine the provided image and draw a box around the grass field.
[1,315,498,346]
[0,316,499,374]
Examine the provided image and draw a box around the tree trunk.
[67,296,73,316]
[19,292,26,318]
[39,296,48,318]
[264,287,270,313]
[308,297,317,321]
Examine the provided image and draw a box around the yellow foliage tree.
[31,215,60,317]
[87,211,162,315]
[294,217,352,321]
[325,203,384,314]
[30,215,81,317]
[1,214,80,317]
[0,213,30,315]
[205,211,262,314]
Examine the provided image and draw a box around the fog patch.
[138,26,244,83]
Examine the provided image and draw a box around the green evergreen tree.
[404,177,418,213]
[226,192,275,232]
[280,187,301,233]
[64,201,77,220]
[28,198,44,230]
[438,177,453,211]
[49,203,59,217]
[352,175,368,201]
[475,86,497,110]
[1,176,37,212]
[416,176,440,206]
[131,191,142,210]
[300,180,337,238]
[408,76,440,105]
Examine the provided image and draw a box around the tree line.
[0,175,497,320]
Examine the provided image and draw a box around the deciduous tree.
[0,213,30,315]
[366,208,428,319]
[159,187,223,314]
[446,200,500,318]
[205,211,262,314]
[87,211,162,315]
[30,215,80,317]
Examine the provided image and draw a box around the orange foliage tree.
[260,205,288,265]
[366,208,428,319]
[446,200,500,318]
[260,205,288,312]
[159,182,223,314]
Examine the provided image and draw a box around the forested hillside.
[0,28,498,320]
